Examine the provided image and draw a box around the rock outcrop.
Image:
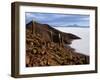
[26,21,89,67]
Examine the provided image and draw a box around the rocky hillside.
[26,21,89,67]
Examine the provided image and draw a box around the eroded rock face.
[26,21,89,67]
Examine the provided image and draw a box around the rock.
[32,48,37,54]
[26,20,89,67]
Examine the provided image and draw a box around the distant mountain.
[53,24,89,28]
[66,24,89,28]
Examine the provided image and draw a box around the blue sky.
[25,12,90,27]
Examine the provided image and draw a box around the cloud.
[25,12,89,27]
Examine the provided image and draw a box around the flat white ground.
[54,27,90,56]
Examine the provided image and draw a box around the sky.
[25,12,90,27]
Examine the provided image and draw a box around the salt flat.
[54,27,90,56]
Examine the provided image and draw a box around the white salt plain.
[54,27,90,56]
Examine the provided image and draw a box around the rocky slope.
[26,21,89,67]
